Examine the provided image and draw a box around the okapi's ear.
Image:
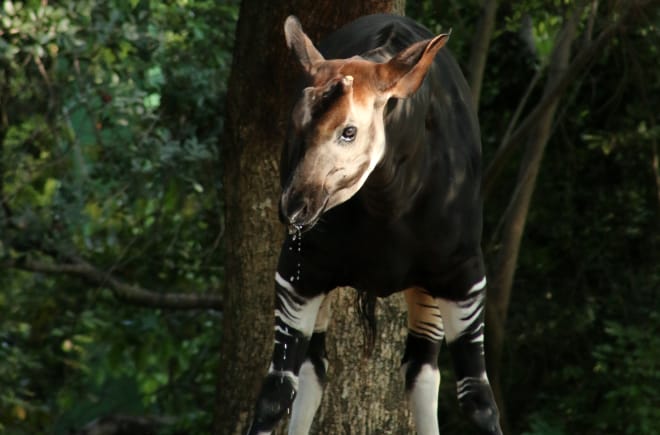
[378,31,451,99]
[284,15,325,75]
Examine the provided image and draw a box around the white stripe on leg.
[436,277,486,344]
[274,272,324,335]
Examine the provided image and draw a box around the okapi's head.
[280,16,449,232]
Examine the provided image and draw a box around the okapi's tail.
[356,290,378,357]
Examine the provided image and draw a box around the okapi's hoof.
[468,407,503,435]
[459,382,503,435]
[250,373,297,433]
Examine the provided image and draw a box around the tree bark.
[215,2,409,434]
[313,291,411,434]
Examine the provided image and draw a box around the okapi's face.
[280,16,449,232]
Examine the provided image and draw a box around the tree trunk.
[215,1,408,434]
[314,291,411,434]
[485,8,581,433]
[467,0,497,111]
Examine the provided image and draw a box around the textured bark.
[313,291,411,434]
[215,1,409,434]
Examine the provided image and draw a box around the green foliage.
[592,318,660,434]
[487,4,660,434]
[408,0,480,63]
[1,0,237,433]
[413,1,659,434]
[2,1,658,434]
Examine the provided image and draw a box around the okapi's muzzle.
[279,185,328,233]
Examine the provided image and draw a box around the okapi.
[247,14,503,435]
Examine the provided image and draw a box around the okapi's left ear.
[378,31,451,99]
[284,15,325,75]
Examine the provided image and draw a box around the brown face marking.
[282,58,390,228]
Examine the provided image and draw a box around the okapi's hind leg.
[287,292,333,435]
[402,288,444,435]
[247,273,325,435]
[437,277,503,435]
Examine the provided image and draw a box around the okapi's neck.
[353,27,437,221]
[359,87,433,220]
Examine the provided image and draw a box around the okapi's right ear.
[377,31,451,99]
[284,15,325,75]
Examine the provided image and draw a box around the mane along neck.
[353,21,436,220]
[359,91,433,220]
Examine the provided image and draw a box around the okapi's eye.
[340,126,357,142]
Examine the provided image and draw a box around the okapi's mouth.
[279,189,329,234]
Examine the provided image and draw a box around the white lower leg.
[287,293,333,435]
[288,359,326,435]
[406,363,440,435]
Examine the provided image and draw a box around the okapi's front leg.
[247,273,325,435]
[288,292,333,435]
[437,277,503,435]
[402,288,444,435]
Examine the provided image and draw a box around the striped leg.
[247,273,325,435]
[402,288,444,435]
[288,292,333,435]
[436,277,502,435]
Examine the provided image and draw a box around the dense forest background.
[1,0,658,434]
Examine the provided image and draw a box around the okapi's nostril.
[289,203,308,224]
[283,190,308,224]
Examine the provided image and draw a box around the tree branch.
[483,0,660,200]
[467,0,498,110]
[5,254,223,311]
[482,15,623,200]
[485,7,584,431]
[583,0,600,45]
[499,65,545,151]
[77,414,175,435]
[1,65,12,221]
